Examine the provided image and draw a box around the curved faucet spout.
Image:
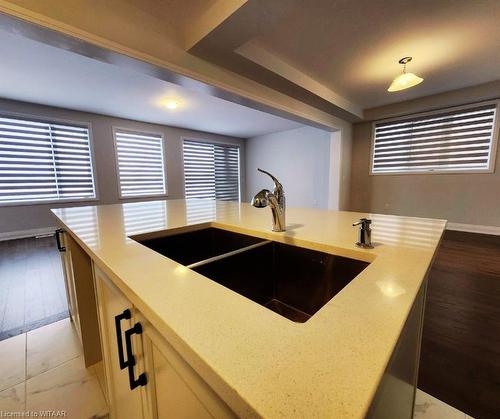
[257,168,283,193]
[252,169,286,232]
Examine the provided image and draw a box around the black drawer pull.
[114,309,131,370]
[55,229,66,252]
[125,323,147,390]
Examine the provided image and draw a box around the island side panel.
[66,232,103,367]
[366,281,427,419]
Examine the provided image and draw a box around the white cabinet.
[152,344,212,419]
[93,266,145,419]
[135,311,235,419]
[93,266,235,419]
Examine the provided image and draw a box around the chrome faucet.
[251,168,286,232]
[353,218,373,248]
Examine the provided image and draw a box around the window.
[371,102,498,174]
[183,139,240,201]
[0,115,96,204]
[114,129,166,198]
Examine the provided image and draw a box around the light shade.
[387,72,423,92]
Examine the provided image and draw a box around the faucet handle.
[353,218,372,228]
[251,189,270,208]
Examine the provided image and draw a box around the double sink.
[136,227,369,323]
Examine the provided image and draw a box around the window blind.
[0,115,96,204]
[183,140,240,201]
[371,103,498,174]
[114,130,166,198]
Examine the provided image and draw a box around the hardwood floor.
[0,236,68,340]
[419,230,500,419]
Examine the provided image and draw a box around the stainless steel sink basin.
[137,227,369,323]
[138,227,265,266]
[193,241,369,323]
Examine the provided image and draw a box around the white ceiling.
[188,0,500,115]
[0,29,302,138]
[256,0,500,109]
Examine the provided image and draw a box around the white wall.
[0,98,245,235]
[245,126,331,209]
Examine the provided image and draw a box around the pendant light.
[387,57,423,92]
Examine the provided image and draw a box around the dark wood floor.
[419,230,500,419]
[0,236,68,340]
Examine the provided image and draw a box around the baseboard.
[0,226,56,242]
[447,222,500,236]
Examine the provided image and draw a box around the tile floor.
[414,389,475,419]
[0,318,108,418]
[0,317,475,419]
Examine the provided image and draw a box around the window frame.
[0,110,99,207]
[369,100,500,176]
[112,126,168,200]
[181,137,241,202]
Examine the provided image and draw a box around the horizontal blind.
[114,130,166,198]
[372,103,498,174]
[214,143,240,201]
[183,140,240,201]
[0,115,95,203]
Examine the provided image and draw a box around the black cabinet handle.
[55,229,66,252]
[114,309,131,370]
[124,323,147,390]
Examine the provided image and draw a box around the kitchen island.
[52,199,446,418]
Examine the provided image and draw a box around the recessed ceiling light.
[388,57,424,92]
[164,100,179,109]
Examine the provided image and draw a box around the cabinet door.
[135,312,235,419]
[94,266,145,419]
[153,344,215,419]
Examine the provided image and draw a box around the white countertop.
[52,199,446,418]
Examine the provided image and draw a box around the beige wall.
[0,98,245,234]
[349,121,500,227]
[339,125,352,211]
[364,80,500,121]
[327,127,352,211]
[350,82,500,227]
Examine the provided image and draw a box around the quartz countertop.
[52,199,446,418]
